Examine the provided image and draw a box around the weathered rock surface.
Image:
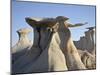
[78,50,96,69]
[74,26,95,54]
[12,16,95,74]
[12,17,68,74]
[55,16,86,70]
[12,28,32,53]
[12,28,32,63]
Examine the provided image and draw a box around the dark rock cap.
[25,17,57,28]
[86,26,96,30]
[56,16,69,21]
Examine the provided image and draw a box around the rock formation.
[12,17,68,74]
[55,16,86,70]
[12,28,32,63]
[73,26,96,69]
[78,50,96,69]
[74,26,95,54]
[12,16,94,74]
[12,28,32,53]
[86,26,95,53]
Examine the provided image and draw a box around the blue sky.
[12,1,96,46]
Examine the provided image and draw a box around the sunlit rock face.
[12,17,68,74]
[12,28,32,53]
[74,26,95,54]
[55,16,86,70]
[25,16,87,71]
[12,16,95,74]
[73,27,96,69]
[12,28,32,62]
[78,50,96,69]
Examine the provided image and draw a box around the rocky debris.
[78,49,96,69]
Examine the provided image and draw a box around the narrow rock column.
[12,28,32,53]
[80,36,87,50]
[12,26,42,73]
[84,31,93,52]
[27,27,42,58]
[85,29,95,53]
[56,16,86,70]
[90,29,95,55]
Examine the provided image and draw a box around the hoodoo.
[12,28,32,63]
[12,16,89,74]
